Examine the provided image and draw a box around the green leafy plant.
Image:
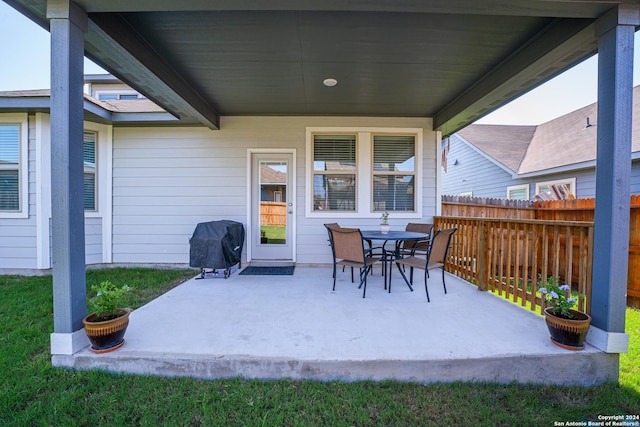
[88,280,132,320]
[380,212,389,224]
[538,276,581,319]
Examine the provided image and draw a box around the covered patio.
[2,0,634,383]
[53,267,615,385]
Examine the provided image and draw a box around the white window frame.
[305,127,423,219]
[507,184,529,200]
[83,130,98,212]
[0,114,28,219]
[94,89,143,101]
[83,121,111,219]
[459,191,473,197]
[535,178,576,197]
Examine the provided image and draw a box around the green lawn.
[1,268,639,426]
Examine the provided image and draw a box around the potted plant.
[260,230,268,244]
[539,276,591,350]
[82,280,132,353]
[380,212,390,234]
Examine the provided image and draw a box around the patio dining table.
[360,230,430,292]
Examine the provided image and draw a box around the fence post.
[477,221,488,291]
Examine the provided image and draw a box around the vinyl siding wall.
[112,116,437,266]
[441,134,515,198]
[442,134,640,199]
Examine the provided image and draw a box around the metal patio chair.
[394,228,457,301]
[329,227,381,298]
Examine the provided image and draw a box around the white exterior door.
[250,151,295,262]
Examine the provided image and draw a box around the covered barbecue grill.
[189,220,244,279]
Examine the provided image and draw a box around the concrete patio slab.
[53,267,617,385]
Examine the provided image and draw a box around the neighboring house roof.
[456,85,640,176]
[456,124,535,173]
[0,88,184,126]
[260,165,287,184]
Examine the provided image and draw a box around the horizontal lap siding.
[85,219,102,264]
[111,126,245,264]
[111,116,437,266]
[441,135,516,198]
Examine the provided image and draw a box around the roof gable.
[456,124,535,173]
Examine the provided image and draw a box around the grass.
[1,268,639,426]
[260,225,286,242]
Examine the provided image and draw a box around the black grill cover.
[189,220,245,269]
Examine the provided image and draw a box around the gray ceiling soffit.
[72,0,616,18]
[86,13,220,129]
[434,18,597,136]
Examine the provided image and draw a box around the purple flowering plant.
[88,280,132,320]
[538,275,581,319]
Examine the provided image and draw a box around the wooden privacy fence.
[442,195,640,307]
[434,216,593,315]
[260,202,286,227]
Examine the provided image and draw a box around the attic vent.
[584,117,595,129]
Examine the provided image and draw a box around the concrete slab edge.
[52,351,618,386]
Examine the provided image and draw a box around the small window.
[372,135,415,212]
[84,132,97,211]
[0,124,20,211]
[98,94,118,101]
[535,178,576,198]
[119,94,139,100]
[459,191,473,197]
[312,134,356,211]
[507,184,529,200]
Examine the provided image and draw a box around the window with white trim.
[308,128,422,217]
[535,178,576,198]
[372,135,415,212]
[0,124,20,211]
[83,131,97,211]
[507,184,529,200]
[459,191,473,197]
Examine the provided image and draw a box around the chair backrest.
[324,222,340,248]
[403,223,434,250]
[330,227,366,263]
[427,228,457,266]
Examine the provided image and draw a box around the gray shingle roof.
[456,124,536,173]
[0,89,164,113]
[458,86,640,175]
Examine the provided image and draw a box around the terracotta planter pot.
[83,308,131,353]
[544,307,591,351]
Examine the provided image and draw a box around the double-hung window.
[372,135,415,212]
[0,124,20,212]
[308,127,423,218]
[83,131,97,211]
[312,134,357,211]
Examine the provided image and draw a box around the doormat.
[239,266,295,276]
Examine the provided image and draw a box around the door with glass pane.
[250,153,294,261]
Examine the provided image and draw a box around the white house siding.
[111,116,437,266]
[0,114,37,270]
[85,218,103,264]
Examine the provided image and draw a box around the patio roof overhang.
[4,0,632,134]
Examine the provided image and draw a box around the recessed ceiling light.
[323,78,338,87]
